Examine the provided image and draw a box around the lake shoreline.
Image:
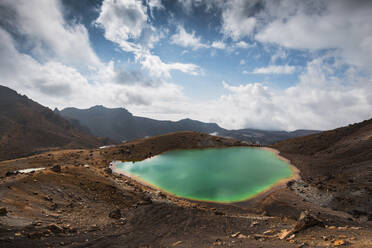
[110,146,301,205]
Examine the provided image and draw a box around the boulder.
[5,171,17,177]
[104,167,112,174]
[48,223,63,234]
[28,231,43,239]
[286,180,295,188]
[0,207,7,216]
[278,229,292,240]
[109,208,121,219]
[50,165,61,173]
[293,211,324,233]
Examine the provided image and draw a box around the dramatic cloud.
[0,0,101,69]
[2,0,372,132]
[0,1,187,112]
[217,0,372,70]
[96,0,201,79]
[251,65,296,74]
[255,1,372,69]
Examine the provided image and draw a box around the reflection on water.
[114,147,293,203]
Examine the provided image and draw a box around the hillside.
[57,105,318,144]
[0,85,106,161]
[273,119,372,219]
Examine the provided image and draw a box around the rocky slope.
[0,85,107,161]
[273,119,372,221]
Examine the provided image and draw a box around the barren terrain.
[0,131,371,247]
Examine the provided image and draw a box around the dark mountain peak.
[178,118,201,122]
[62,105,133,117]
[0,85,105,161]
[178,118,221,126]
[89,105,107,110]
[0,85,27,103]
[0,85,17,94]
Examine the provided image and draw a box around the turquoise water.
[114,147,293,203]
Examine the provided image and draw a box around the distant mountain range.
[56,105,319,145]
[0,84,319,162]
[0,85,107,161]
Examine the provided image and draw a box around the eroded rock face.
[293,211,324,233]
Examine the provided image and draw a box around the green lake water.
[114,147,293,203]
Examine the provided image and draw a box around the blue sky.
[1,0,372,131]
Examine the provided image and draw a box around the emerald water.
[114,147,293,203]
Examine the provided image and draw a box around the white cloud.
[147,0,164,17]
[221,0,257,40]
[270,47,287,64]
[0,27,91,107]
[252,65,296,74]
[138,52,202,78]
[96,0,147,48]
[0,0,188,113]
[235,41,250,49]
[240,59,245,65]
[170,26,227,51]
[204,58,372,130]
[211,40,226,49]
[0,0,101,69]
[170,25,208,50]
[96,1,202,78]
[0,25,187,112]
[176,0,225,13]
[217,1,372,70]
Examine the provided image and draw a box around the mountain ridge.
[57,105,319,145]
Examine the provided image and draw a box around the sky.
[1,0,372,131]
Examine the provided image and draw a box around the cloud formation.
[170,25,208,50]
[210,58,372,130]
[96,0,201,79]
[251,65,296,74]
[218,0,372,70]
[0,0,186,112]
[0,0,101,69]
[1,0,372,132]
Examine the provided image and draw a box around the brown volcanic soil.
[273,119,372,220]
[0,131,371,247]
